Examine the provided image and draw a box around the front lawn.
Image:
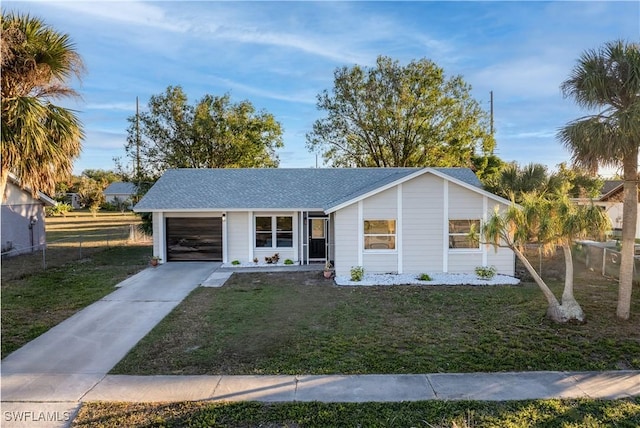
[1,245,151,358]
[112,269,640,375]
[73,398,640,427]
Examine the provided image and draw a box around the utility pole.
[136,96,141,183]
[490,90,494,136]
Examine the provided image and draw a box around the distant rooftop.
[104,182,137,195]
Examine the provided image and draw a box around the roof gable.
[3,174,56,206]
[104,182,137,195]
[134,167,486,212]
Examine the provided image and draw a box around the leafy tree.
[76,176,105,215]
[1,12,84,198]
[306,55,495,168]
[122,86,283,180]
[548,163,604,199]
[81,169,123,185]
[485,162,604,203]
[558,40,640,320]
[483,193,610,323]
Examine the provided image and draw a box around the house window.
[255,216,293,248]
[449,219,480,249]
[364,219,396,250]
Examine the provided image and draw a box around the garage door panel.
[166,217,222,261]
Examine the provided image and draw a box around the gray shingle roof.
[104,182,137,195]
[134,168,482,212]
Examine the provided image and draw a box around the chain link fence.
[1,224,151,281]
[574,241,640,282]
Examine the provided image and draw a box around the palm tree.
[1,12,84,198]
[558,40,640,320]
[482,193,610,323]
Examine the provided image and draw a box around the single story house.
[103,182,137,204]
[134,168,515,277]
[575,180,640,239]
[1,174,56,256]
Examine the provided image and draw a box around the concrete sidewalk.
[1,371,638,427]
[79,371,640,402]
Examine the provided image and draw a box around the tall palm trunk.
[0,168,8,202]
[618,148,638,320]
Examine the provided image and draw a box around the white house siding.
[152,211,164,261]
[448,184,513,275]
[401,174,444,273]
[334,203,359,275]
[332,173,515,277]
[362,187,399,273]
[227,212,249,263]
[1,181,47,255]
[448,183,484,218]
[486,245,516,274]
[447,183,484,273]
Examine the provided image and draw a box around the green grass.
[112,270,640,375]
[1,245,151,358]
[73,398,640,427]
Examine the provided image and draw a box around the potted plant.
[323,261,333,278]
[150,256,161,267]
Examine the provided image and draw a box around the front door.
[308,218,327,261]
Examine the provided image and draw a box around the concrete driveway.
[1,262,220,404]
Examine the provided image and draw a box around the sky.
[6,1,640,176]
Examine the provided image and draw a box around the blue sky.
[7,1,639,176]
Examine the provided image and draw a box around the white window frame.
[254,215,293,249]
[363,219,397,252]
[448,219,481,251]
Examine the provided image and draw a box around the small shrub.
[45,203,72,217]
[418,273,432,281]
[231,260,241,266]
[475,265,497,280]
[350,266,364,282]
[284,259,294,265]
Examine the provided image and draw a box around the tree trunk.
[560,244,585,322]
[512,246,562,318]
[0,168,8,203]
[618,149,637,320]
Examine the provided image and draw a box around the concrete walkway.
[1,263,639,428]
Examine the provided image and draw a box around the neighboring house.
[103,182,137,205]
[134,168,516,277]
[64,192,82,209]
[592,180,640,239]
[1,175,56,255]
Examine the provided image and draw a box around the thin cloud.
[206,75,316,105]
[36,0,189,32]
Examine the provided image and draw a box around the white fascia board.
[423,168,515,208]
[324,167,516,214]
[324,168,428,214]
[37,192,57,206]
[133,207,322,213]
[7,173,57,206]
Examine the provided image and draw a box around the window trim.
[255,215,293,249]
[363,219,397,252]
[448,219,481,251]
